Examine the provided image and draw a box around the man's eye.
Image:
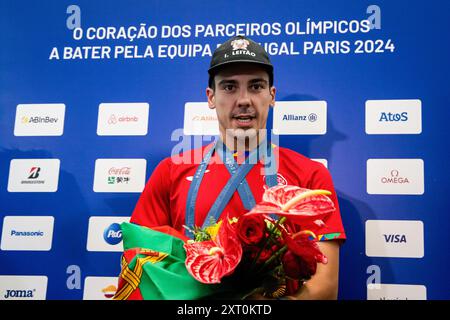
[251,84,264,90]
[223,85,235,91]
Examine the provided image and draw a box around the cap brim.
[208,60,273,75]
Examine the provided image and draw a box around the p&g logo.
[103,223,122,245]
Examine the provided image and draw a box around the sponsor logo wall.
[1,1,448,300]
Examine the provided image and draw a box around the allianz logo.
[4,289,36,299]
[378,112,408,122]
[282,113,317,122]
[21,116,58,124]
[383,234,407,243]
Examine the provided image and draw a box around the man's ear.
[206,87,215,109]
[269,86,276,108]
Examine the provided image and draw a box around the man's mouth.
[232,115,256,126]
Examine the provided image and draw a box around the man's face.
[206,63,276,145]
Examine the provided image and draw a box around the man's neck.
[219,131,267,152]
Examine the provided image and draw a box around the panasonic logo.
[10,230,44,237]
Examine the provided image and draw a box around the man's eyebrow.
[217,79,237,86]
[248,78,268,84]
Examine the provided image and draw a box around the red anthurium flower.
[236,213,266,245]
[184,219,242,284]
[248,185,335,227]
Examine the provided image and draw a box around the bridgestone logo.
[21,180,45,184]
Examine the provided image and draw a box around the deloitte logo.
[103,223,122,245]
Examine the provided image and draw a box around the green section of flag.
[120,222,222,300]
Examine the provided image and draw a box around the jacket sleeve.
[308,163,346,242]
[130,157,172,228]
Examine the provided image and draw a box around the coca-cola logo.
[108,167,131,175]
[381,170,410,184]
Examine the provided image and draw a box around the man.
[130,35,346,300]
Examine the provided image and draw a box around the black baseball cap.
[208,35,273,85]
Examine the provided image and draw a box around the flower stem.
[263,245,288,268]
[251,216,286,267]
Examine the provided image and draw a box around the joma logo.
[4,289,35,299]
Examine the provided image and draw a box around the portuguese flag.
[113,222,221,300]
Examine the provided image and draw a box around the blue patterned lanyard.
[185,138,278,238]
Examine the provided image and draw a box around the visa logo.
[383,234,407,243]
[379,112,408,122]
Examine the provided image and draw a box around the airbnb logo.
[108,114,138,125]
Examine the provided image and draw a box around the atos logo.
[383,234,407,243]
[103,223,122,245]
[4,289,35,299]
[379,112,408,122]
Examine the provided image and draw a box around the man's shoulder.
[276,146,324,168]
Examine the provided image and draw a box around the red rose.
[281,231,327,283]
[282,250,316,280]
[236,213,267,245]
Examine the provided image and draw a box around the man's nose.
[237,88,251,107]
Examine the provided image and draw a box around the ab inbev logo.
[1,216,54,251]
[365,99,422,134]
[14,104,65,136]
[87,216,130,252]
[365,220,424,258]
[8,159,60,192]
[367,284,427,300]
[184,102,219,135]
[97,103,149,136]
[0,276,47,300]
[83,277,118,300]
[93,159,146,193]
[273,101,327,135]
[367,159,424,195]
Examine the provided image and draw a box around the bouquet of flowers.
[113,185,335,300]
[182,185,335,299]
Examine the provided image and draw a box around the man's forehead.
[214,63,270,81]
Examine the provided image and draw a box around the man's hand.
[287,240,341,300]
